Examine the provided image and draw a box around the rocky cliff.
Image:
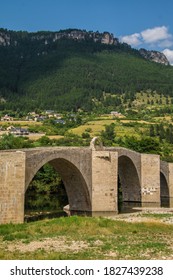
[139,48,169,66]
[0,28,170,65]
[0,31,10,46]
[0,28,119,47]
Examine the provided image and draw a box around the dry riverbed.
[109,208,173,224]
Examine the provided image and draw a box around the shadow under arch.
[25,157,92,215]
[118,155,141,205]
[25,163,69,221]
[160,172,170,207]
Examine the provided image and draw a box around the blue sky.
[1,0,173,63]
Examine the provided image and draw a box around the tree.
[159,123,165,141]
[38,135,52,146]
[0,133,33,149]
[100,123,116,145]
[82,132,90,139]
[120,136,161,154]
[149,125,155,137]
[25,163,68,212]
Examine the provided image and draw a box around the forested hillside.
[0,28,173,112]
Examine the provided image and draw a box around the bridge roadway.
[0,139,173,224]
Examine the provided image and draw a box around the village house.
[7,126,29,135]
[110,111,122,117]
[54,119,66,125]
[1,114,13,121]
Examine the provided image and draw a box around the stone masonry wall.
[0,151,26,224]
[91,150,118,215]
[141,154,160,206]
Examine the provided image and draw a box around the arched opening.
[118,175,123,212]
[160,172,169,207]
[25,163,69,221]
[25,157,91,221]
[118,155,141,212]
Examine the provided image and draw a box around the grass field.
[0,215,173,260]
[70,120,115,136]
[70,119,147,139]
[0,120,42,126]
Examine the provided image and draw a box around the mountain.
[0,28,172,112]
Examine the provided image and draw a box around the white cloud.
[120,26,173,65]
[158,39,173,48]
[162,49,173,65]
[120,33,141,46]
[141,26,172,44]
[120,26,173,49]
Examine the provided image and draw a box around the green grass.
[69,119,148,139]
[0,216,173,260]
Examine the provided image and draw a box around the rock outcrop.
[0,28,119,47]
[0,31,10,46]
[139,48,169,65]
[0,28,170,65]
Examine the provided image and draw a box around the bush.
[82,132,90,139]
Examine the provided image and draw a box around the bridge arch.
[118,155,141,203]
[160,161,170,207]
[160,172,169,207]
[25,150,92,214]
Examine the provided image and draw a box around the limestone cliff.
[0,31,10,46]
[139,48,169,66]
[0,28,170,65]
[0,28,119,47]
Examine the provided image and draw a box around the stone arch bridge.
[0,141,173,224]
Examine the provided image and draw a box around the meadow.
[0,215,173,260]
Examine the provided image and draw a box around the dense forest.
[0,28,173,112]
